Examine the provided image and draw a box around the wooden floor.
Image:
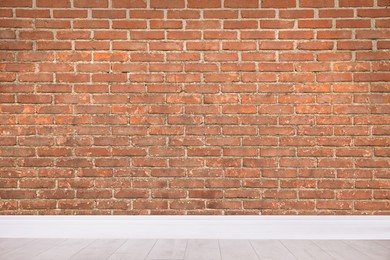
[0,238,389,260]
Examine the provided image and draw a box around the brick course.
[0,0,389,215]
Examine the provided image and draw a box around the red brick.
[186,20,220,30]
[337,19,371,28]
[339,0,373,7]
[279,31,314,39]
[0,42,32,50]
[36,0,69,7]
[261,20,294,29]
[150,0,184,8]
[240,31,275,40]
[74,0,108,8]
[244,200,278,209]
[300,0,334,7]
[112,0,146,8]
[299,19,332,28]
[262,0,296,8]
[0,30,15,39]
[224,20,258,29]
[130,10,164,18]
[168,10,200,19]
[319,9,354,18]
[93,10,126,18]
[0,0,32,7]
[74,20,109,29]
[225,0,258,8]
[112,20,147,29]
[204,10,238,19]
[0,1,389,215]
[187,0,221,8]
[16,9,50,18]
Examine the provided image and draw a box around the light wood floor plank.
[1,239,65,260]
[145,239,187,260]
[0,238,32,257]
[281,240,335,260]
[219,240,258,260]
[184,239,221,260]
[108,239,156,260]
[374,240,390,249]
[69,239,126,260]
[313,240,372,260]
[32,239,94,260]
[344,240,390,260]
[250,240,296,260]
[1,238,388,260]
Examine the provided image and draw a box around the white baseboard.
[0,216,389,239]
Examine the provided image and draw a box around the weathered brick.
[0,0,388,215]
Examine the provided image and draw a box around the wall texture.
[0,0,389,215]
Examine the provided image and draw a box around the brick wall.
[0,0,389,215]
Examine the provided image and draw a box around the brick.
[0,30,16,39]
[299,42,333,51]
[151,43,183,52]
[74,20,109,29]
[36,0,70,7]
[151,20,183,29]
[339,0,373,7]
[0,1,389,215]
[74,0,108,8]
[279,31,314,39]
[53,10,87,18]
[378,0,390,6]
[299,19,332,28]
[150,0,184,8]
[36,42,71,50]
[0,19,33,28]
[20,200,56,210]
[186,20,220,30]
[280,10,314,18]
[0,42,32,50]
[225,0,258,7]
[241,31,275,40]
[262,0,296,8]
[188,0,221,8]
[112,0,146,8]
[358,9,389,17]
[337,42,372,50]
[224,20,258,29]
[130,10,163,18]
[112,20,147,29]
[93,10,126,18]
[187,42,220,51]
[320,9,354,18]
[336,19,371,28]
[0,0,32,7]
[244,200,278,209]
[280,52,314,61]
[355,202,390,211]
[205,10,238,19]
[168,10,200,19]
[0,10,12,17]
[356,30,390,39]
[57,31,91,40]
[299,0,334,7]
[94,52,128,62]
[261,20,294,29]
[16,9,50,18]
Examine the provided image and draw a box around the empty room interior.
[0,0,389,259]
